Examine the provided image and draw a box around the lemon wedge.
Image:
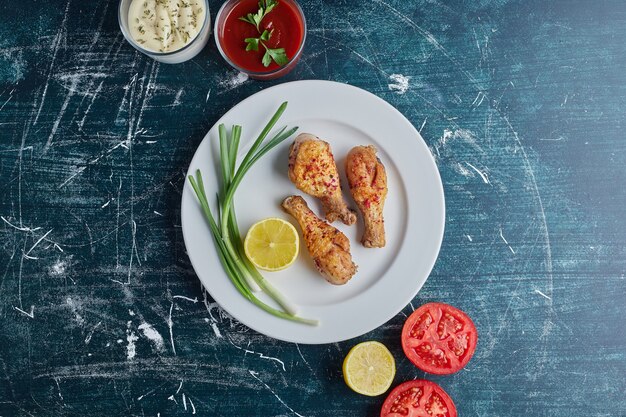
[343,341,396,396]
[244,218,299,271]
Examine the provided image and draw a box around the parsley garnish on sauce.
[239,0,289,67]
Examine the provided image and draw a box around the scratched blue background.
[1,0,625,416]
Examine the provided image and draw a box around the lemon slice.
[244,218,299,271]
[343,341,396,396]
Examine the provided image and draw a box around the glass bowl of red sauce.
[215,0,306,80]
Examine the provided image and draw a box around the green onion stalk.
[188,102,318,326]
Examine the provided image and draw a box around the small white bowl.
[118,0,211,64]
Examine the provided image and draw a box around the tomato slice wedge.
[401,302,477,375]
[380,380,457,417]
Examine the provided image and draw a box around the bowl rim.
[118,0,211,57]
[214,0,307,76]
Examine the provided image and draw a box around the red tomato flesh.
[380,380,457,417]
[401,302,477,375]
[218,0,304,73]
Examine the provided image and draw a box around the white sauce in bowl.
[127,0,206,53]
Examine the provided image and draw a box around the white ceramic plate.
[181,81,445,344]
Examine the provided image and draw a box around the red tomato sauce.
[218,0,304,73]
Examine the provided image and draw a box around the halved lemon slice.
[244,218,299,271]
[343,341,396,396]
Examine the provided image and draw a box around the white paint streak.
[539,136,565,141]
[218,71,248,91]
[351,49,385,74]
[134,61,159,134]
[17,242,25,309]
[465,162,491,184]
[50,259,68,276]
[173,295,198,303]
[44,77,77,153]
[24,229,53,258]
[419,117,428,133]
[54,72,109,94]
[499,228,516,254]
[295,343,314,374]
[58,166,86,189]
[476,93,486,107]
[471,91,486,108]
[388,73,411,94]
[534,289,552,301]
[168,302,177,355]
[78,80,105,130]
[137,385,160,401]
[60,138,131,189]
[34,0,70,125]
[0,146,33,153]
[55,378,64,401]
[138,323,165,352]
[14,305,35,319]
[439,129,453,146]
[249,371,306,417]
[0,89,14,112]
[84,321,102,344]
[173,88,184,106]
[455,162,473,177]
[115,73,137,125]
[373,0,485,90]
[501,116,553,288]
[202,290,222,322]
[227,335,286,371]
[202,290,227,338]
[126,321,139,360]
[1,216,41,232]
[66,297,85,325]
[210,321,222,338]
[438,128,484,150]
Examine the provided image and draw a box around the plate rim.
[181,80,446,344]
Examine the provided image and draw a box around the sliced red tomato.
[380,380,457,417]
[401,302,477,375]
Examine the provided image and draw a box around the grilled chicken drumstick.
[346,145,388,248]
[288,133,356,225]
[282,196,357,285]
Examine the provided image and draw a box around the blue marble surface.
[1,0,625,416]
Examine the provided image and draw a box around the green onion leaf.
[187,103,318,325]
